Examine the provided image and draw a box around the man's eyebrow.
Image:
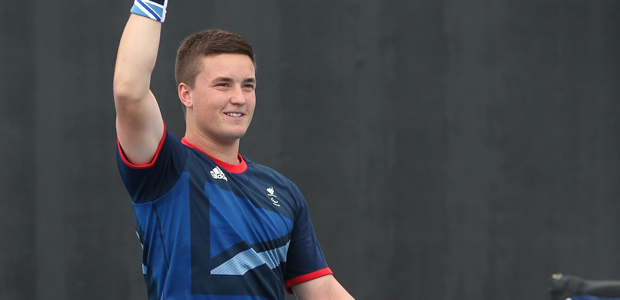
[211,76,256,83]
[212,76,233,82]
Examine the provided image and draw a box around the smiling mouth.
[226,112,243,117]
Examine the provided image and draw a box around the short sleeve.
[116,130,187,204]
[283,187,332,293]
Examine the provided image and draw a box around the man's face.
[186,53,256,145]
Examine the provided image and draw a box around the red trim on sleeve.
[180,137,247,174]
[284,268,333,294]
[117,124,167,169]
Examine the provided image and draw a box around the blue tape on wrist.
[130,0,167,22]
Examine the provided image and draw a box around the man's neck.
[184,131,241,164]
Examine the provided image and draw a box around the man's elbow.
[113,75,146,105]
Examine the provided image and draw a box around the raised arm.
[113,7,166,165]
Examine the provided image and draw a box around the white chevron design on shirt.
[211,241,290,276]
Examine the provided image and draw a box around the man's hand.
[130,0,168,22]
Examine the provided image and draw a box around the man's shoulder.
[244,158,298,187]
[245,157,285,176]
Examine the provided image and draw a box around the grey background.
[2,0,620,299]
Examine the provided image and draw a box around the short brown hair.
[175,29,255,88]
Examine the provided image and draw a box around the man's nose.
[230,85,246,104]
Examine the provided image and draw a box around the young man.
[113,1,355,299]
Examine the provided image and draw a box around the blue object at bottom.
[570,296,620,300]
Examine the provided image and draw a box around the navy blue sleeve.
[283,184,332,291]
[116,130,187,204]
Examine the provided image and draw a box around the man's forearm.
[113,14,162,103]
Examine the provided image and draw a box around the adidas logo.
[210,166,228,181]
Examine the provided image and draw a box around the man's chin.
[219,131,247,144]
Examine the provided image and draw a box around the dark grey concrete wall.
[1,0,620,299]
[1,0,37,299]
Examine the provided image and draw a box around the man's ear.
[178,83,193,109]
